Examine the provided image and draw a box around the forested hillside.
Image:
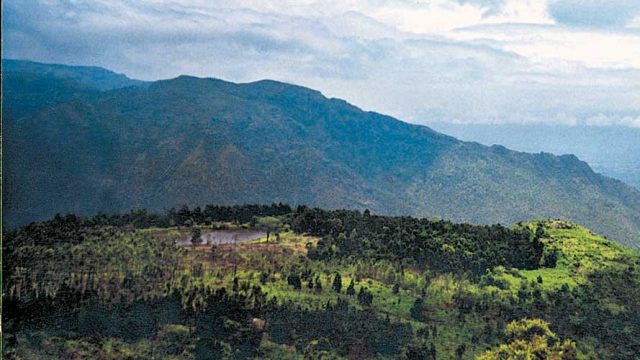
[429,123,640,190]
[4,205,640,359]
[4,59,640,248]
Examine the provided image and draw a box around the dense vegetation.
[4,205,640,359]
[5,59,640,248]
[291,207,544,275]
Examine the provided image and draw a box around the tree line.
[290,207,544,276]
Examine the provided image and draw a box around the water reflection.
[177,229,266,246]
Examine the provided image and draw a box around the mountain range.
[3,59,640,247]
[428,122,640,190]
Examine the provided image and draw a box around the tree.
[332,273,342,293]
[410,298,425,321]
[346,279,356,296]
[401,340,431,360]
[478,319,578,360]
[177,204,191,227]
[304,338,341,360]
[256,216,283,243]
[288,274,302,290]
[155,324,196,357]
[545,249,559,268]
[259,272,269,285]
[357,286,373,306]
[392,283,400,295]
[191,227,202,245]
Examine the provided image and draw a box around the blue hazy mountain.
[3,59,148,91]
[428,123,640,190]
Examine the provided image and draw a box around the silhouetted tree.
[545,249,559,268]
[358,287,373,306]
[332,273,342,293]
[456,344,465,359]
[410,298,425,321]
[288,274,302,290]
[346,279,356,296]
[260,272,269,285]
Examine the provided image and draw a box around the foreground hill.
[3,60,640,247]
[4,207,640,358]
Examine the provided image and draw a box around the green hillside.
[3,60,640,248]
[4,206,640,359]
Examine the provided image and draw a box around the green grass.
[482,220,640,294]
[147,220,640,359]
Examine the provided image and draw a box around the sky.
[4,0,640,127]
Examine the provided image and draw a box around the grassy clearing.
[157,220,638,359]
[484,220,639,294]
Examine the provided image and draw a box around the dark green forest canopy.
[4,205,640,359]
[290,207,544,275]
[4,205,544,277]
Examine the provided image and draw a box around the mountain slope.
[428,122,640,190]
[3,64,640,247]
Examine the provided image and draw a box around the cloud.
[548,0,640,28]
[585,114,640,128]
[452,23,640,69]
[2,0,640,128]
[455,0,507,16]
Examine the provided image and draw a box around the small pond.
[177,229,266,246]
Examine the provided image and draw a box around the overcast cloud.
[4,0,640,127]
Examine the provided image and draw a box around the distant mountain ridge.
[428,122,640,190]
[3,60,640,247]
[3,59,148,91]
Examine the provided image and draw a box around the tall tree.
[346,279,356,296]
[332,273,342,293]
[410,298,425,321]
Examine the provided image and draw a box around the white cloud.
[586,114,640,128]
[3,0,640,128]
[452,24,640,69]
